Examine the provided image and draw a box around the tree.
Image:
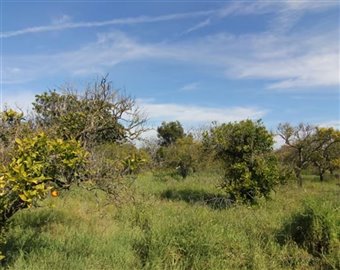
[157,121,184,147]
[204,120,279,203]
[0,108,35,165]
[0,109,24,142]
[310,127,340,181]
[33,77,147,147]
[274,145,295,184]
[277,123,338,185]
[277,123,315,186]
[161,136,201,178]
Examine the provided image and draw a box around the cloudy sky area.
[1,0,339,135]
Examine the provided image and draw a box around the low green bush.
[277,198,339,268]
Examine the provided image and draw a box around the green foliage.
[310,127,340,181]
[122,152,148,175]
[0,133,88,261]
[278,124,340,185]
[0,133,88,226]
[224,156,279,202]
[157,121,185,147]
[274,146,296,184]
[205,120,279,202]
[278,198,339,267]
[277,123,316,186]
[0,109,24,127]
[88,143,150,197]
[0,109,34,165]
[159,136,201,178]
[33,78,146,146]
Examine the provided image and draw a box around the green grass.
[2,172,339,269]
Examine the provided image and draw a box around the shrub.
[278,199,339,267]
[88,143,150,198]
[160,136,201,179]
[0,133,88,260]
[204,120,279,203]
[0,109,34,165]
[1,133,88,222]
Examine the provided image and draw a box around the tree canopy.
[204,120,278,202]
[157,121,185,147]
[277,123,340,185]
[33,77,146,147]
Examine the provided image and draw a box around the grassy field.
[2,173,339,270]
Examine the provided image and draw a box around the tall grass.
[2,173,339,269]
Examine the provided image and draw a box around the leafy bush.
[0,133,88,260]
[204,120,279,203]
[222,155,279,202]
[159,136,201,179]
[91,143,149,175]
[88,143,150,198]
[278,199,339,267]
[0,109,34,165]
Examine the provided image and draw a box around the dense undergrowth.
[1,173,339,270]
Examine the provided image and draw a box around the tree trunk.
[295,168,303,187]
[319,173,324,182]
[296,149,304,187]
[318,168,324,182]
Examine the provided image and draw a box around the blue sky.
[1,0,339,138]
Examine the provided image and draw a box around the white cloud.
[4,28,338,90]
[139,99,266,124]
[3,26,338,91]
[273,134,286,149]
[2,1,338,91]
[3,31,157,83]
[318,120,340,130]
[1,90,36,112]
[2,0,336,39]
[231,51,339,89]
[51,15,72,25]
[179,82,199,92]
[1,10,214,39]
[138,128,158,143]
[169,30,339,90]
[269,1,339,33]
[184,18,211,34]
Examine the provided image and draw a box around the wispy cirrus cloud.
[184,18,211,34]
[2,0,338,90]
[51,14,72,25]
[3,26,338,90]
[214,0,339,33]
[0,10,214,39]
[2,0,337,39]
[3,31,157,83]
[179,82,200,92]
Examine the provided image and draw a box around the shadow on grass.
[1,208,66,266]
[160,188,232,210]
